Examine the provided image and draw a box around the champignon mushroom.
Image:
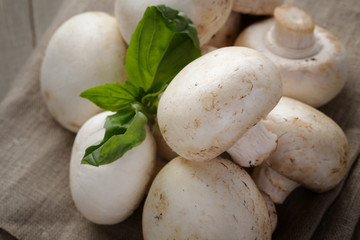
[206,11,242,48]
[142,156,272,239]
[114,0,233,47]
[157,47,282,166]
[260,190,278,233]
[232,0,284,15]
[40,12,127,132]
[152,121,178,161]
[70,111,156,224]
[234,5,348,107]
[252,97,350,204]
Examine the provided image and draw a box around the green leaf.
[126,5,201,94]
[80,82,140,112]
[81,107,147,166]
[156,5,199,48]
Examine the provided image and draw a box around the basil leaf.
[80,82,142,112]
[126,5,201,94]
[156,5,199,48]
[81,107,147,166]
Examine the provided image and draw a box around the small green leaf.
[81,107,147,166]
[80,82,140,112]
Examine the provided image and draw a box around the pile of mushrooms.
[39,1,351,239]
[146,3,350,238]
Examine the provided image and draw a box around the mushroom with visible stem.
[157,47,282,167]
[143,156,272,239]
[40,12,127,132]
[232,0,284,15]
[114,0,233,47]
[234,4,348,107]
[70,111,156,224]
[252,97,350,204]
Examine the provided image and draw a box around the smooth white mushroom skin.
[235,5,348,107]
[143,156,272,240]
[227,121,278,167]
[157,47,282,161]
[253,97,350,203]
[206,11,242,48]
[70,111,156,225]
[232,0,284,15]
[40,12,127,132]
[114,0,233,47]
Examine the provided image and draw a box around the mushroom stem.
[264,5,322,59]
[227,122,278,168]
[252,163,300,204]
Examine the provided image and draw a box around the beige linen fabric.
[0,0,359,239]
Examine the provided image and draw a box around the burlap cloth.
[0,0,359,239]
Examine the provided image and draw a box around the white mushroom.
[70,111,156,224]
[157,47,282,166]
[200,45,218,55]
[142,156,272,239]
[261,191,278,234]
[114,0,233,47]
[40,12,127,132]
[232,0,284,15]
[151,121,178,161]
[252,97,350,204]
[234,5,348,107]
[206,11,242,48]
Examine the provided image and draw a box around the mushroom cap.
[232,0,284,15]
[151,121,178,161]
[40,12,127,132]
[235,17,348,107]
[142,156,272,240]
[70,111,156,224]
[262,97,350,192]
[157,47,282,161]
[114,0,233,47]
[206,11,242,48]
